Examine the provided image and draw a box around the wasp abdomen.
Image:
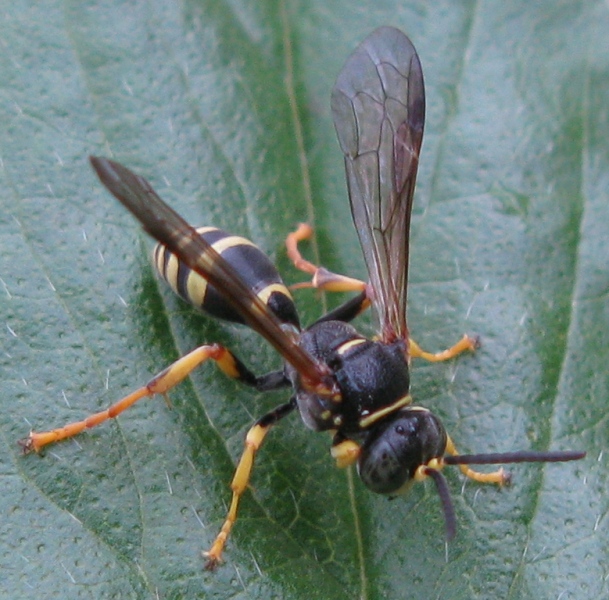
[154,226,300,327]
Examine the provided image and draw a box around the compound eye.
[357,408,447,494]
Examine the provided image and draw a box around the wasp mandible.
[22,26,585,569]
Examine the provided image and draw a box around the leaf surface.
[1,1,607,598]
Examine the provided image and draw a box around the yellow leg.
[445,436,508,485]
[285,223,367,292]
[203,400,295,570]
[331,438,361,468]
[409,335,479,363]
[20,344,244,453]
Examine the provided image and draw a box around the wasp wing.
[331,27,425,343]
[89,156,332,389]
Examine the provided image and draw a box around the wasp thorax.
[357,408,447,494]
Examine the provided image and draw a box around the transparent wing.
[89,156,333,389]
[331,27,425,342]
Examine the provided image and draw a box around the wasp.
[21,26,585,569]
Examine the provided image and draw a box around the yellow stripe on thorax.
[358,395,412,429]
[336,338,366,355]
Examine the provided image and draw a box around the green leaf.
[1,1,607,598]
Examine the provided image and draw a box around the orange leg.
[287,225,479,352]
[408,436,508,541]
[203,399,295,570]
[20,344,249,453]
[409,335,479,363]
[444,436,508,485]
[285,223,366,293]
[330,437,361,468]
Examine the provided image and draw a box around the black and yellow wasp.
[22,27,585,569]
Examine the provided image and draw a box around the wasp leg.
[20,345,288,453]
[409,335,479,363]
[330,435,361,468]
[286,224,372,325]
[444,436,509,485]
[313,290,371,325]
[286,223,367,293]
[204,398,297,570]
